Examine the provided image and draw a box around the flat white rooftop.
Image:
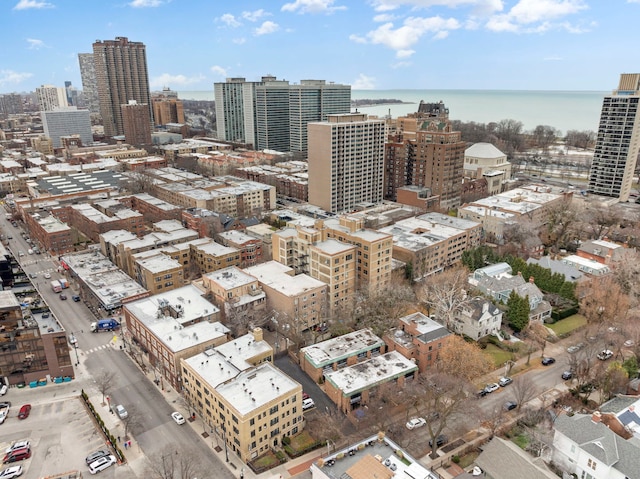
[301,329,384,368]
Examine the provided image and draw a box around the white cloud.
[242,9,270,21]
[543,55,563,61]
[396,49,415,58]
[0,70,33,87]
[13,0,53,10]
[281,0,346,14]
[232,37,247,44]
[129,0,163,7]
[210,65,228,77]
[486,0,588,33]
[371,0,503,16]
[373,13,396,22]
[353,16,460,53]
[219,13,241,27]
[27,38,46,49]
[392,61,412,68]
[254,21,280,35]
[150,73,205,89]
[352,74,376,90]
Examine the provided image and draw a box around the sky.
[1,0,639,93]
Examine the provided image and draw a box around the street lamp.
[222,425,229,463]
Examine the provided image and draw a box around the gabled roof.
[475,437,556,479]
[554,414,640,476]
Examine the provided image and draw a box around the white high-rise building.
[308,113,385,213]
[41,107,92,148]
[78,53,100,113]
[588,73,640,202]
[36,85,68,111]
[214,76,350,153]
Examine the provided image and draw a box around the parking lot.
[0,386,131,478]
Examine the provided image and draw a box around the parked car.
[44,273,51,279]
[504,401,518,411]
[624,340,635,348]
[541,357,556,366]
[302,398,315,410]
[429,435,448,448]
[476,389,488,398]
[85,449,111,466]
[484,383,500,394]
[302,392,310,400]
[0,466,22,478]
[42,311,49,318]
[498,377,513,387]
[0,385,6,396]
[115,404,128,419]
[567,345,580,354]
[88,455,116,475]
[59,294,67,300]
[562,371,573,380]
[28,273,37,279]
[17,252,23,257]
[171,412,185,425]
[17,405,30,420]
[72,295,81,302]
[4,442,28,455]
[2,447,30,464]
[405,417,426,430]
[597,350,613,361]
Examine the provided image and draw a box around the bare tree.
[578,276,630,326]
[354,283,416,337]
[146,445,210,479]
[583,203,622,240]
[417,266,470,329]
[122,405,143,439]
[522,322,550,358]
[598,362,629,402]
[541,198,581,253]
[511,375,540,410]
[407,372,473,459]
[95,371,116,405]
[480,405,507,439]
[435,334,493,382]
[123,168,156,194]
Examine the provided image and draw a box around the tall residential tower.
[92,37,152,137]
[77,53,100,113]
[588,73,640,202]
[308,113,385,213]
[214,76,350,153]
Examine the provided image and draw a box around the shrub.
[452,455,460,464]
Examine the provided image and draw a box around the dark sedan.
[541,357,556,366]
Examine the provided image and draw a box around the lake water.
[179,89,607,135]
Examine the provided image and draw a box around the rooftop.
[301,329,384,368]
[245,261,326,296]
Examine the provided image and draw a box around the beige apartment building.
[271,214,393,296]
[133,253,186,294]
[245,261,328,338]
[201,266,267,334]
[308,113,385,213]
[180,328,304,461]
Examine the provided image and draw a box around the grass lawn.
[252,450,280,469]
[548,314,587,336]
[513,433,529,450]
[288,431,317,451]
[458,451,479,469]
[483,343,514,367]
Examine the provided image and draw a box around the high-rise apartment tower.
[214,76,350,153]
[588,73,640,202]
[77,53,101,113]
[36,85,68,111]
[308,113,385,213]
[92,37,152,137]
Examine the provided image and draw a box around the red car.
[18,404,31,420]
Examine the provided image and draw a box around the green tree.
[506,291,530,332]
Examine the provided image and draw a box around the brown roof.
[345,454,394,479]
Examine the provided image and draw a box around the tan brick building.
[180,328,304,461]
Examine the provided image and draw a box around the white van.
[302,398,315,410]
[28,249,34,255]
[115,404,128,419]
[89,454,116,474]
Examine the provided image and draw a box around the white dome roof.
[465,142,506,159]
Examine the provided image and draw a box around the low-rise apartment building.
[384,312,451,373]
[217,230,263,268]
[245,261,328,338]
[124,284,225,390]
[180,328,303,461]
[299,329,386,383]
[201,266,266,334]
[379,212,482,280]
[133,253,186,294]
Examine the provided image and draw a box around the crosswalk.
[77,343,118,356]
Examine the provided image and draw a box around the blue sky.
[1,0,638,93]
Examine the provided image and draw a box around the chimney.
[252,327,263,342]
[592,411,602,423]
[529,276,535,283]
